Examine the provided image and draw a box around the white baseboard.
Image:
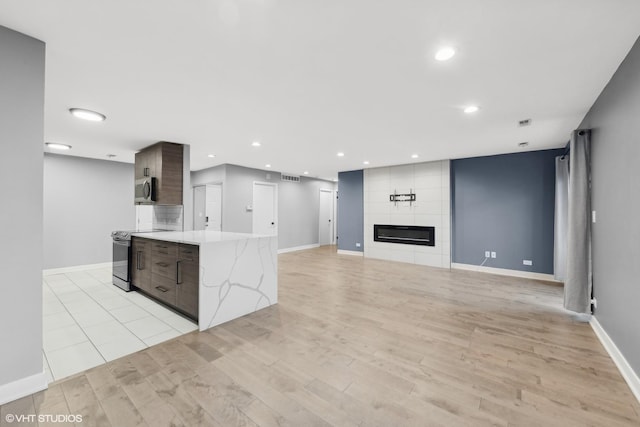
[0,372,48,405]
[278,244,320,254]
[590,316,640,403]
[451,263,560,282]
[337,249,364,257]
[43,262,112,276]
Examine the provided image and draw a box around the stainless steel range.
[111,230,134,291]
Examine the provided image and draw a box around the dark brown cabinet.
[176,245,199,318]
[131,237,151,292]
[131,236,199,320]
[134,141,183,205]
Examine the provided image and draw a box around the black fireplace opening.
[374,224,435,246]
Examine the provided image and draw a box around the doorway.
[319,189,336,246]
[252,182,278,236]
[193,184,222,231]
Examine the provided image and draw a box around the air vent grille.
[281,173,300,183]
[518,118,532,127]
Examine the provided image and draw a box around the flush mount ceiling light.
[435,47,456,61]
[337,152,345,157]
[208,154,216,158]
[518,142,529,148]
[252,141,261,147]
[69,108,106,122]
[464,105,480,114]
[411,154,419,159]
[45,142,72,150]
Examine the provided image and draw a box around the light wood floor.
[2,246,639,426]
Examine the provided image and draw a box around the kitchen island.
[131,230,277,331]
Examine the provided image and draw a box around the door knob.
[271,222,275,225]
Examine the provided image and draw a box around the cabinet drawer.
[149,274,176,304]
[152,241,177,256]
[151,253,177,279]
[179,244,199,262]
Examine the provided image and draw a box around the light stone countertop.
[131,230,270,245]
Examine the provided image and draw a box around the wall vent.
[281,173,300,183]
[518,118,532,127]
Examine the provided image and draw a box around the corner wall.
[580,36,640,381]
[337,170,364,253]
[192,164,335,250]
[0,25,47,403]
[451,149,562,275]
[43,154,135,269]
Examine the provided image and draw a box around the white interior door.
[319,189,334,246]
[193,186,206,230]
[253,182,278,236]
[205,184,222,231]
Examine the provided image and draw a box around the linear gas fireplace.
[374,224,435,246]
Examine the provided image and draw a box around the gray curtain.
[554,156,569,281]
[564,129,592,313]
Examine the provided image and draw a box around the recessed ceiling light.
[518,142,529,148]
[464,105,480,114]
[265,164,271,168]
[303,171,309,175]
[252,141,261,147]
[45,142,71,150]
[337,152,345,157]
[208,154,216,158]
[435,47,456,61]
[69,108,106,122]
[411,154,419,159]
[363,161,370,165]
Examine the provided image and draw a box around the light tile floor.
[42,266,197,382]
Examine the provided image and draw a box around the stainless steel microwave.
[135,177,157,203]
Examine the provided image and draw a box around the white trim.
[451,263,560,282]
[43,262,112,276]
[0,372,47,405]
[278,244,320,254]
[337,249,364,257]
[590,316,640,404]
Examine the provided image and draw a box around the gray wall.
[0,26,45,396]
[451,149,563,274]
[579,36,640,376]
[337,169,364,252]
[192,164,335,250]
[43,153,135,269]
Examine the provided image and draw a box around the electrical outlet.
[484,251,490,258]
[355,243,361,248]
[491,251,496,259]
[523,260,533,266]
[591,298,598,309]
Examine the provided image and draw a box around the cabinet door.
[131,237,151,291]
[176,244,199,319]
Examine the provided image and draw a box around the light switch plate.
[592,210,597,223]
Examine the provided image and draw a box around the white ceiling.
[1,1,639,180]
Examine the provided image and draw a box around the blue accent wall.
[451,149,563,274]
[337,170,364,252]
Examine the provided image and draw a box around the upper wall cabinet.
[135,141,184,205]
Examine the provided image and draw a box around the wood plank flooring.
[2,246,639,426]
